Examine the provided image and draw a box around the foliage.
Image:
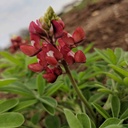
[1,46,128,127]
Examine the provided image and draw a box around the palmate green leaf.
[98,88,113,94]
[109,64,128,77]
[0,99,19,113]
[89,93,105,103]
[103,72,122,84]
[13,99,37,111]
[94,48,111,64]
[0,78,17,87]
[106,48,117,64]
[0,112,24,128]
[86,55,101,64]
[40,96,57,108]
[92,103,110,119]
[99,118,121,128]
[0,85,34,97]
[114,48,124,65]
[64,109,83,128]
[111,95,120,118]
[44,115,60,128]
[45,82,63,96]
[36,74,46,96]
[80,71,103,81]
[0,51,22,66]
[77,113,91,128]
[39,96,57,115]
[83,43,94,54]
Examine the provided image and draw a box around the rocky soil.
[61,0,128,51]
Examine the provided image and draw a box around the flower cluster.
[20,7,86,83]
[9,35,28,53]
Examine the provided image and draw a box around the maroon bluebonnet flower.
[9,35,28,53]
[20,7,86,83]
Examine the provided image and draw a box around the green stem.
[62,60,96,122]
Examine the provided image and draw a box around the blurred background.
[0,0,76,49]
[0,0,128,50]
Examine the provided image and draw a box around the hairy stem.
[62,60,96,122]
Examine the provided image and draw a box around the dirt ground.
[61,0,128,51]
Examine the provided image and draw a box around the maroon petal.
[43,73,57,83]
[61,33,75,46]
[28,63,44,72]
[30,34,42,49]
[29,21,47,38]
[46,56,58,66]
[65,55,75,65]
[37,51,47,67]
[47,44,63,60]
[29,21,42,34]
[72,27,85,43]
[52,20,64,38]
[74,50,86,63]
[20,45,38,56]
[53,66,62,76]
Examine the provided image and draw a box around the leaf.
[105,125,122,128]
[31,112,41,125]
[0,112,24,128]
[109,64,128,77]
[94,48,111,64]
[98,88,113,94]
[44,115,60,128]
[0,85,34,97]
[106,48,117,64]
[92,103,110,119]
[84,43,94,53]
[40,96,57,108]
[91,121,96,128]
[120,108,128,120]
[0,51,22,66]
[111,95,120,118]
[13,99,37,111]
[45,82,63,96]
[0,99,19,113]
[89,93,105,103]
[114,48,124,64]
[42,103,55,115]
[124,52,128,65]
[40,96,57,115]
[0,78,17,87]
[103,72,122,83]
[77,113,91,128]
[64,109,83,128]
[123,77,128,86]
[36,74,45,96]
[99,118,121,128]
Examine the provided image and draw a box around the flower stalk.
[62,60,96,122]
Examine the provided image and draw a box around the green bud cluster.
[39,6,60,31]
